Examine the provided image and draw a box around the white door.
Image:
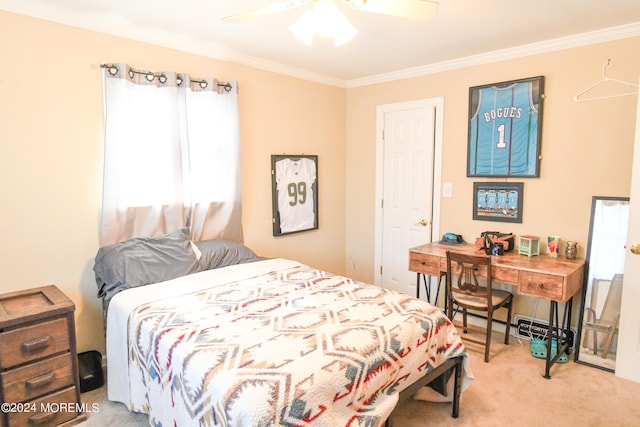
[616,80,640,383]
[374,99,443,295]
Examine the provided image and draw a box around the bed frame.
[384,354,463,426]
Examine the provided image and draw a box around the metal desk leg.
[416,272,431,301]
[416,272,447,309]
[437,272,447,314]
[543,298,573,379]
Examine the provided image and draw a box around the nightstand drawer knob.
[26,372,56,389]
[21,336,51,353]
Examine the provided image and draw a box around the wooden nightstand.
[0,285,87,426]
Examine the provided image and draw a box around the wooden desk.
[409,242,585,378]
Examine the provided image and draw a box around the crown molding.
[0,1,348,87]
[346,22,640,88]
[2,2,639,89]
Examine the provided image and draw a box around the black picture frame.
[467,76,544,178]
[473,182,524,223]
[271,155,318,236]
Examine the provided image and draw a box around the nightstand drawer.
[6,386,78,427]
[519,272,564,299]
[0,318,69,369]
[1,353,73,402]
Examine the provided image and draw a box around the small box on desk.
[519,236,540,256]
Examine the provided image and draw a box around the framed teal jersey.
[467,76,544,177]
[271,154,318,236]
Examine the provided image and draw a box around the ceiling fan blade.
[356,0,439,21]
[223,0,311,23]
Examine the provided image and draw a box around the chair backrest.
[446,251,493,300]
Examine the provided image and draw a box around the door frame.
[374,97,444,287]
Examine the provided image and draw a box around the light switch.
[443,183,453,198]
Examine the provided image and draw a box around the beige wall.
[2,9,639,354]
[345,38,640,319]
[346,39,640,282]
[0,10,345,354]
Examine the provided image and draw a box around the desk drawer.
[520,272,564,299]
[493,266,519,285]
[409,252,441,276]
[0,318,69,369]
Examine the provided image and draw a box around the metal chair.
[446,251,514,362]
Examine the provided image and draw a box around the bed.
[95,229,472,426]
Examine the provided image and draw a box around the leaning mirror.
[575,196,630,371]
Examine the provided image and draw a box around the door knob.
[631,243,640,255]
[416,219,429,227]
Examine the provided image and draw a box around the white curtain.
[100,64,242,246]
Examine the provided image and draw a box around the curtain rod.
[100,64,233,92]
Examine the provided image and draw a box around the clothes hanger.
[573,59,639,102]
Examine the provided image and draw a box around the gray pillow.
[194,239,259,271]
[94,228,200,313]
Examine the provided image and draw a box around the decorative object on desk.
[440,232,465,245]
[575,196,629,372]
[518,235,540,257]
[547,236,560,258]
[472,181,524,223]
[271,154,318,236]
[467,76,544,178]
[475,231,515,254]
[491,242,504,256]
[565,241,578,259]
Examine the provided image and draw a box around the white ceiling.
[3,0,640,87]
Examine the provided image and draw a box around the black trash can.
[78,350,104,393]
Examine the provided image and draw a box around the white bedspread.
[106,258,470,426]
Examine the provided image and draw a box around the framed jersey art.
[467,76,544,177]
[271,154,318,236]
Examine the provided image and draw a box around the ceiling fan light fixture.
[289,10,316,45]
[347,0,367,10]
[290,0,357,47]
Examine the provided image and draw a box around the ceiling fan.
[223,0,440,24]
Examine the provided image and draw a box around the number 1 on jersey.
[496,123,507,149]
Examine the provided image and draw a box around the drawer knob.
[538,283,544,289]
[421,261,426,265]
[26,372,56,389]
[21,336,51,353]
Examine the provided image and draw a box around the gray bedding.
[94,228,259,315]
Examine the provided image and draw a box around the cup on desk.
[547,236,560,258]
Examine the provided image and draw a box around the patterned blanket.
[122,261,466,426]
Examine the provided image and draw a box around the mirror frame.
[575,195,630,371]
